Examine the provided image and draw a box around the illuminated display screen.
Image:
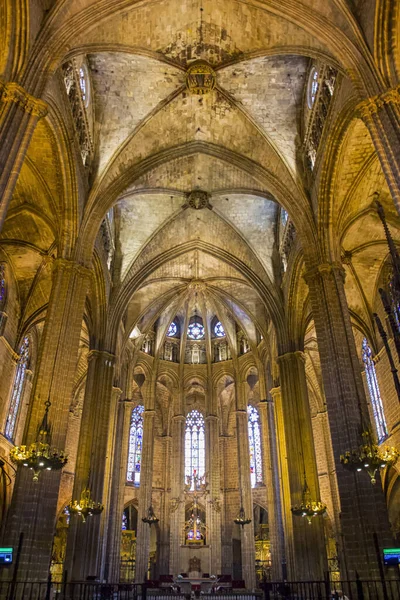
[383,548,400,565]
[0,548,13,564]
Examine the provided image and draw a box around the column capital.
[87,349,115,365]
[52,258,92,282]
[205,413,218,422]
[269,386,281,401]
[357,85,400,121]
[0,80,48,118]
[303,261,345,285]
[119,397,134,405]
[172,414,186,422]
[276,350,305,365]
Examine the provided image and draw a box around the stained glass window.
[79,67,87,103]
[185,410,205,490]
[127,405,144,484]
[388,277,400,332]
[0,264,5,304]
[63,506,70,526]
[307,67,319,108]
[214,321,225,337]
[122,512,128,530]
[167,322,177,337]
[5,337,29,441]
[248,405,263,487]
[187,322,205,340]
[362,338,388,443]
[281,208,288,227]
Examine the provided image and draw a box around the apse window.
[0,263,5,304]
[214,321,225,337]
[5,337,29,441]
[187,322,205,340]
[362,338,388,443]
[127,404,144,485]
[167,321,177,337]
[185,410,205,490]
[79,65,90,108]
[248,405,263,487]
[307,67,319,109]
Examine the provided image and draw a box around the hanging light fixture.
[291,475,326,524]
[142,505,159,526]
[234,505,252,528]
[340,430,399,484]
[9,400,68,482]
[67,488,104,523]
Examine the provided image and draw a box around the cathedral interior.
[1,0,400,594]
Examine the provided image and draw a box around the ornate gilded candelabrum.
[142,505,159,526]
[340,430,399,484]
[291,476,327,525]
[67,488,104,523]
[10,400,67,482]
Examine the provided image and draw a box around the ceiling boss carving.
[185,61,216,95]
[186,190,212,210]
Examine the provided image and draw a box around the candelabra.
[67,488,104,523]
[340,430,399,484]
[10,400,67,482]
[142,505,159,525]
[291,476,326,525]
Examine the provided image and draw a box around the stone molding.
[276,350,306,365]
[87,349,115,364]
[0,335,20,362]
[357,85,400,120]
[51,257,92,281]
[0,80,47,118]
[303,261,345,285]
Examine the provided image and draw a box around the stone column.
[276,352,327,580]
[305,262,394,579]
[169,414,185,576]
[0,81,47,229]
[358,89,400,216]
[158,434,172,576]
[220,436,234,575]
[258,399,285,580]
[3,258,90,580]
[101,386,124,577]
[64,350,116,581]
[104,398,134,582]
[135,377,156,583]
[205,414,221,575]
[235,380,256,590]
[270,386,294,578]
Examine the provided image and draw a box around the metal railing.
[0,579,399,600]
[262,579,400,600]
[0,581,142,600]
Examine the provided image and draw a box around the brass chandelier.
[234,505,252,528]
[291,476,327,525]
[340,430,399,484]
[142,505,159,526]
[10,399,67,482]
[67,488,104,523]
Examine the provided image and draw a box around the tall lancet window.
[127,405,144,484]
[185,410,205,490]
[5,337,30,441]
[248,404,263,487]
[362,338,388,442]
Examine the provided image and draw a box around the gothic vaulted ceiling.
[2,0,400,350]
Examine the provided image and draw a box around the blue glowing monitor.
[383,548,400,566]
[0,548,13,565]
